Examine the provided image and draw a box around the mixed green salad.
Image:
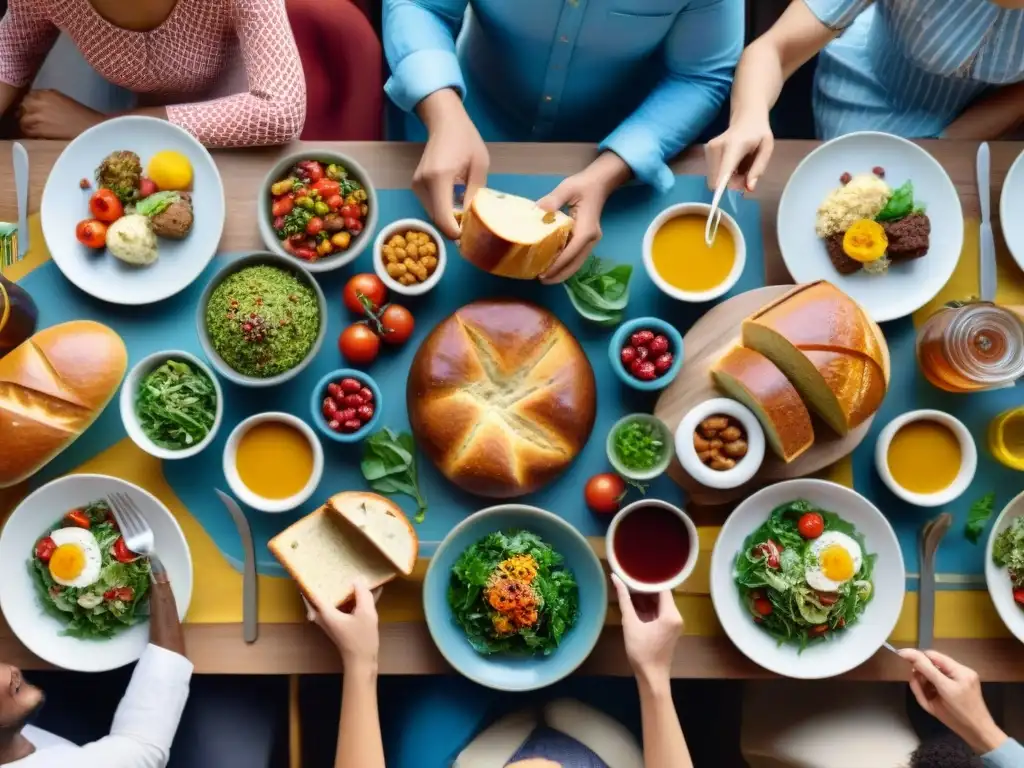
[136,359,217,450]
[448,530,579,656]
[992,517,1024,608]
[734,499,875,649]
[31,501,151,639]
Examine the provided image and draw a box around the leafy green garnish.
[361,427,428,523]
[447,530,579,656]
[563,254,633,327]
[875,181,915,222]
[994,517,1024,588]
[612,419,667,472]
[135,360,217,450]
[277,207,312,239]
[965,492,996,545]
[135,191,181,218]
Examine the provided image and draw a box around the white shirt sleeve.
[14,645,193,768]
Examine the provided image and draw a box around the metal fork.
[106,491,164,577]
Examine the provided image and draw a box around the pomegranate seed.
[630,358,645,376]
[344,394,363,408]
[322,397,338,416]
[633,361,657,381]
[328,419,342,432]
[340,378,362,394]
[648,335,670,356]
[338,408,357,422]
[872,166,885,178]
[635,346,650,361]
[654,352,673,373]
[839,172,852,185]
[342,419,363,432]
[357,404,375,422]
[358,387,374,403]
[630,329,655,348]
[620,346,637,365]
[327,382,341,398]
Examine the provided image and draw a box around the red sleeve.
[166,0,305,147]
[0,0,60,87]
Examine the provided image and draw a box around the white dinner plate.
[777,132,962,323]
[985,490,1024,645]
[0,474,193,671]
[40,116,225,305]
[1000,149,1024,275]
[710,478,905,679]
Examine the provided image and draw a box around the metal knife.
[12,143,28,259]
[215,488,258,643]
[918,513,952,650]
[977,143,997,303]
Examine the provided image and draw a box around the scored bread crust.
[407,299,596,498]
[326,491,419,576]
[0,320,127,488]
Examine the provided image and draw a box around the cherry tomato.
[815,591,839,606]
[139,177,158,198]
[584,473,626,515]
[64,509,91,528]
[343,274,387,314]
[306,216,324,236]
[300,160,324,183]
[104,586,134,602]
[379,304,414,345]
[348,219,364,235]
[797,512,824,539]
[75,219,108,249]
[89,189,124,222]
[340,203,358,219]
[311,178,340,197]
[112,537,138,563]
[325,194,344,210]
[338,323,380,365]
[753,597,773,616]
[1014,589,1024,606]
[35,537,56,563]
[271,197,293,217]
[294,247,317,261]
[753,539,782,569]
[808,624,829,638]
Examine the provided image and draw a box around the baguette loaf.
[327,491,418,576]
[268,506,398,609]
[0,320,127,488]
[458,188,573,279]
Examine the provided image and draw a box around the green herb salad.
[31,501,151,639]
[448,531,579,656]
[610,417,671,475]
[136,359,217,450]
[992,516,1024,608]
[734,499,875,649]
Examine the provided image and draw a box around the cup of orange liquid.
[990,406,1024,471]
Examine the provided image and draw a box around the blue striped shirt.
[805,0,1024,139]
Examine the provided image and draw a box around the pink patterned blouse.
[0,0,306,147]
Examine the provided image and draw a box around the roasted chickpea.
[386,262,407,278]
[411,263,428,281]
[723,440,748,458]
[720,426,742,442]
[399,273,416,285]
[406,243,419,258]
[422,242,437,257]
[710,456,737,471]
[421,255,438,271]
[391,235,407,249]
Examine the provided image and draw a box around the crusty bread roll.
[458,188,573,279]
[742,281,888,436]
[408,300,596,498]
[327,491,418,576]
[268,505,398,609]
[712,346,814,463]
[0,320,127,488]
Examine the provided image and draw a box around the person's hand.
[899,648,1007,755]
[536,152,631,284]
[704,112,774,193]
[612,574,683,684]
[18,90,104,140]
[307,579,380,671]
[413,88,489,240]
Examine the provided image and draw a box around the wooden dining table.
[2,138,1024,681]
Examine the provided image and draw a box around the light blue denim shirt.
[984,738,1024,768]
[383,0,744,192]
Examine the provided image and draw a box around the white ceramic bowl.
[985,490,1024,645]
[642,202,747,303]
[675,398,765,490]
[120,349,224,460]
[874,409,977,507]
[372,218,447,297]
[0,474,193,671]
[606,499,699,594]
[223,412,324,513]
[710,479,905,679]
[605,414,674,481]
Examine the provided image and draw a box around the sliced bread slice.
[268,506,397,608]
[327,491,419,576]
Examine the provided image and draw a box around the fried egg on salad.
[804,531,862,592]
[47,527,103,588]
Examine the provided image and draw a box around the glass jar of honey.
[990,407,1024,471]
[0,272,37,358]
[916,302,1024,392]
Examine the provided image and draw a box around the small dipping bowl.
[875,409,977,507]
[309,368,383,444]
[223,412,324,513]
[606,499,699,594]
[675,398,765,490]
[608,317,684,392]
[372,218,447,297]
[642,202,747,303]
[120,349,224,460]
[606,414,674,481]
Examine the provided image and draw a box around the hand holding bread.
[306,578,380,669]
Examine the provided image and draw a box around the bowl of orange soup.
[642,202,746,303]
[223,412,324,513]
[875,409,977,507]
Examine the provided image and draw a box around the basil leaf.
[360,427,428,523]
[136,191,180,218]
[964,492,996,545]
[564,254,633,321]
[875,181,914,222]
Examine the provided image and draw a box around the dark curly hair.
[910,734,983,768]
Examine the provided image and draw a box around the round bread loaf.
[408,300,596,498]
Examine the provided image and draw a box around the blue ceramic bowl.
[608,317,684,392]
[423,504,608,692]
[309,369,382,444]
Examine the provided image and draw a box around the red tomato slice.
[64,509,90,528]
[112,537,139,563]
[35,537,56,563]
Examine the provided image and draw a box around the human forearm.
[944,82,1024,141]
[335,662,385,768]
[415,87,467,132]
[383,0,468,113]
[637,672,692,768]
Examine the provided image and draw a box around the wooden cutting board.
[653,285,889,506]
